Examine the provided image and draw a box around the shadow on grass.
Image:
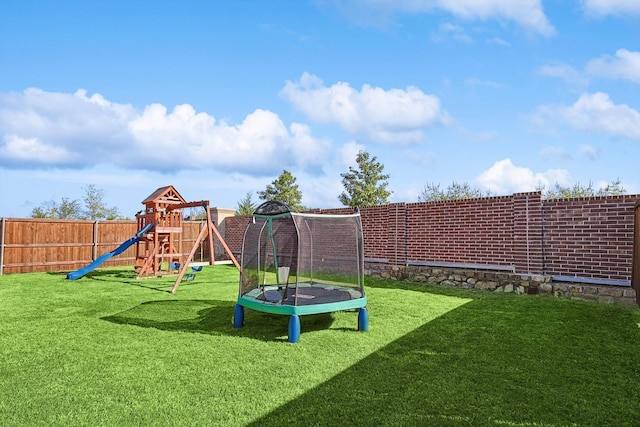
[50,268,138,279]
[102,299,337,342]
[247,294,640,427]
[63,268,188,293]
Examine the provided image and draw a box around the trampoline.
[233,200,368,343]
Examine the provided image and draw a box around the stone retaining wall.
[365,261,637,306]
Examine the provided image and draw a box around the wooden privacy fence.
[0,218,206,275]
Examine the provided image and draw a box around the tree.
[339,150,391,207]
[31,185,124,220]
[599,178,626,196]
[236,191,257,216]
[258,170,305,211]
[82,184,121,220]
[31,197,82,219]
[418,182,491,202]
[538,178,626,199]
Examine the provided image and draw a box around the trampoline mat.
[283,286,356,306]
[256,285,361,306]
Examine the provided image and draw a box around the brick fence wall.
[224,192,638,304]
[225,216,251,257]
[306,194,547,275]
[229,192,636,281]
[542,197,635,281]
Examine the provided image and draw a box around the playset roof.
[142,185,186,205]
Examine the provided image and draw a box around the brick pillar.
[388,203,408,266]
[512,192,543,274]
[210,207,237,261]
[633,200,640,305]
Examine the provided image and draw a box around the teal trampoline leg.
[233,304,244,328]
[288,315,300,343]
[358,307,368,332]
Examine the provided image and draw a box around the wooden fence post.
[92,221,99,261]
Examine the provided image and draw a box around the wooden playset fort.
[134,185,239,293]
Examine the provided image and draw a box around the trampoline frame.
[237,282,367,316]
[233,201,368,343]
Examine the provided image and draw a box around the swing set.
[134,186,239,293]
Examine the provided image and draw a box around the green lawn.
[1,265,638,426]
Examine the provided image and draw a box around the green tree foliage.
[236,191,257,216]
[538,178,626,199]
[82,184,121,220]
[31,197,82,219]
[418,182,491,202]
[31,185,124,220]
[339,150,391,207]
[599,178,627,196]
[258,170,305,211]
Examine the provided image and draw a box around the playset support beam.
[170,200,240,294]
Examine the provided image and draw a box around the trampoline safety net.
[239,201,364,307]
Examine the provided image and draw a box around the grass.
[0,265,638,426]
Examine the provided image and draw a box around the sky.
[1,0,639,218]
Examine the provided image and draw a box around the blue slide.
[66,223,155,280]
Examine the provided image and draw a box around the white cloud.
[476,158,570,194]
[288,123,332,173]
[127,104,292,171]
[560,92,640,140]
[337,140,365,169]
[0,88,136,161]
[341,0,555,36]
[430,23,474,43]
[533,92,640,140]
[0,134,76,164]
[581,0,640,16]
[537,64,589,88]
[0,88,330,174]
[299,174,345,208]
[586,49,640,84]
[280,72,450,143]
[435,0,554,36]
